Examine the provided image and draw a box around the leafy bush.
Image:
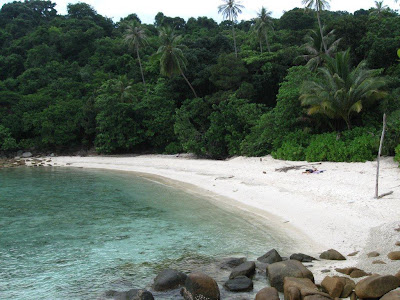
[0,125,18,151]
[305,128,378,162]
[271,130,311,161]
[395,144,400,165]
[385,109,400,155]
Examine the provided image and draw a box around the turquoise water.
[0,167,279,299]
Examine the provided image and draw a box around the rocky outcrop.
[229,261,256,279]
[355,275,400,298]
[255,287,279,300]
[180,272,220,300]
[267,260,314,292]
[105,289,154,300]
[153,269,187,291]
[290,253,316,263]
[257,249,283,264]
[223,275,253,292]
[319,249,346,260]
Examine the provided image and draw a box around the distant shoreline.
[29,154,400,283]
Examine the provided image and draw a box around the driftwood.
[377,191,394,199]
[275,162,321,173]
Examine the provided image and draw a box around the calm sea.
[0,167,282,299]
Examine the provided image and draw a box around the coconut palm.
[300,27,341,71]
[124,22,148,92]
[300,50,387,130]
[254,7,273,53]
[370,1,389,16]
[218,0,244,57]
[157,27,198,98]
[302,0,330,54]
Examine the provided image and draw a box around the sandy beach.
[43,154,400,284]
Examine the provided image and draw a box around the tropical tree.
[124,21,148,92]
[157,27,198,98]
[302,0,330,53]
[300,26,341,71]
[370,1,389,16]
[254,7,273,53]
[300,50,387,130]
[218,0,244,57]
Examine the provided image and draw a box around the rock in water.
[290,253,316,262]
[105,289,154,300]
[255,287,279,300]
[257,249,282,264]
[319,249,346,260]
[267,260,314,292]
[223,276,253,292]
[181,272,220,300]
[355,275,400,298]
[219,257,246,269]
[153,269,187,291]
[229,261,256,279]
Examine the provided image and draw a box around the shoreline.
[27,154,400,283]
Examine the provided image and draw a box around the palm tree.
[254,7,273,53]
[300,27,341,71]
[218,0,244,57]
[302,0,330,54]
[370,1,389,16]
[157,27,198,98]
[300,50,387,130]
[124,22,148,92]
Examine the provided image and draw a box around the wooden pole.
[375,113,387,199]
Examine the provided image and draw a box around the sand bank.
[46,154,400,282]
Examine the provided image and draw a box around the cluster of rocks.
[103,248,400,299]
[0,151,57,168]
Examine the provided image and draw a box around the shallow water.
[0,167,280,299]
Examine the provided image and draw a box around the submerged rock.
[223,275,253,292]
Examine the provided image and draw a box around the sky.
[1,0,399,24]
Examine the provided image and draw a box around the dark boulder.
[258,249,283,264]
[219,257,246,269]
[223,275,253,292]
[290,253,316,263]
[180,272,220,300]
[267,260,314,292]
[153,269,187,291]
[229,261,256,279]
[105,289,154,300]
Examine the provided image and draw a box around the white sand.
[41,154,400,282]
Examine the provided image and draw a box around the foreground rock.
[320,276,355,298]
[284,277,332,300]
[267,260,314,292]
[223,275,253,292]
[257,249,283,264]
[319,249,346,260]
[229,261,256,279]
[381,288,400,300]
[334,276,356,298]
[105,289,154,300]
[180,272,220,300]
[355,275,400,298]
[153,269,187,291]
[255,287,279,300]
[290,253,316,263]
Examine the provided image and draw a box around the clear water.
[0,167,281,299]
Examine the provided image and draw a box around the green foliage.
[395,144,400,165]
[385,110,400,155]
[0,125,18,151]
[271,130,311,161]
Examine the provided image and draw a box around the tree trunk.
[136,45,147,93]
[260,41,263,54]
[316,8,327,53]
[181,70,198,98]
[265,33,271,53]
[231,19,238,58]
[375,113,387,198]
